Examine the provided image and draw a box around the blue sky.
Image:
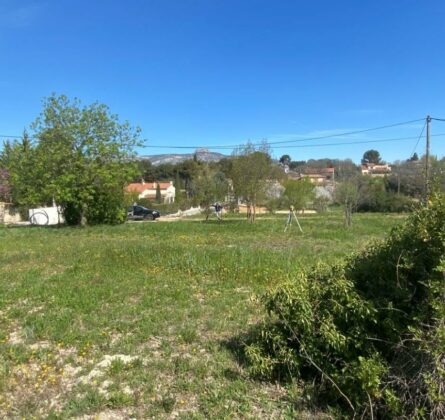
[1,0,445,163]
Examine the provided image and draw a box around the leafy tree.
[217,157,233,178]
[333,159,359,181]
[357,176,387,211]
[193,167,228,220]
[137,159,156,182]
[361,149,382,164]
[335,179,360,227]
[289,160,306,171]
[0,167,11,202]
[4,94,140,225]
[178,159,203,199]
[282,178,315,211]
[387,160,424,198]
[279,154,291,166]
[152,162,175,181]
[1,132,42,211]
[409,152,419,162]
[230,142,278,222]
[431,156,445,193]
[156,183,162,203]
[174,172,182,205]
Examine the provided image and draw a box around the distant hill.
[137,148,228,166]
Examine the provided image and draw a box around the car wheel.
[147,214,155,221]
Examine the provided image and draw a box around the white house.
[361,163,391,177]
[126,181,176,203]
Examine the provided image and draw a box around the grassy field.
[0,212,406,419]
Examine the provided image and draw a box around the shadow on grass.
[220,326,331,417]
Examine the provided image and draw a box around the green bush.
[245,194,445,417]
[85,187,128,225]
[137,197,154,209]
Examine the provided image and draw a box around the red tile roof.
[125,181,173,193]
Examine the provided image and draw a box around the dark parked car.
[127,205,160,221]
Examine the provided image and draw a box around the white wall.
[29,206,64,225]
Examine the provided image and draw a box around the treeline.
[0,95,286,224]
[1,94,445,225]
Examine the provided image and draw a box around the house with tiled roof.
[287,167,335,185]
[125,181,176,203]
[361,163,391,177]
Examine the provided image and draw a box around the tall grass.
[0,212,404,418]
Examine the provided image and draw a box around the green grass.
[0,212,405,418]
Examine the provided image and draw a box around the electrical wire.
[409,121,427,157]
[140,118,426,149]
[138,132,445,151]
[268,133,445,150]
[0,117,425,150]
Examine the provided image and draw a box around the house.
[126,181,176,203]
[287,167,335,185]
[361,163,391,177]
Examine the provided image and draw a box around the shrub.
[245,194,445,417]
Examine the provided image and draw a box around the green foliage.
[2,94,140,225]
[137,197,153,209]
[313,195,330,213]
[191,166,228,219]
[282,178,315,211]
[1,133,42,210]
[230,142,280,222]
[156,183,162,203]
[286,158,358,182]
[335,180,359,227]
[362,149,382,164]
[357,176,413,212]
[0,168,11,201]
[0,210,404,418]
[386,156,445,200]
[279,154,291,166]
[245,194,445,417]
[265,197,282,214]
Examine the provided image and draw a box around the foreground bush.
[245,194,445,418]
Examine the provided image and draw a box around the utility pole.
[425,115,431,201]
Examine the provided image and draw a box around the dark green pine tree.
[156,183,162,203]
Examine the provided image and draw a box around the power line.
[259,133,445,150]
[255,118,426,146]
[140,118,426,149]
[409,121,427,157]
[0,117,425,150]
[0,134,26,139]
[138,132,445,151]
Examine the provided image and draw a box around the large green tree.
[193,167,229,220]
[3,94,140,225]
[282,178,315,211]
[230,142,279,222]
[279,154,291,166]
[361,149,382,164]
[1,133,42,210]
[0,168,11,202]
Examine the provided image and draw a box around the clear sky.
[1,0,445,163]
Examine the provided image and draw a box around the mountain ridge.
[137,148,228,166]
